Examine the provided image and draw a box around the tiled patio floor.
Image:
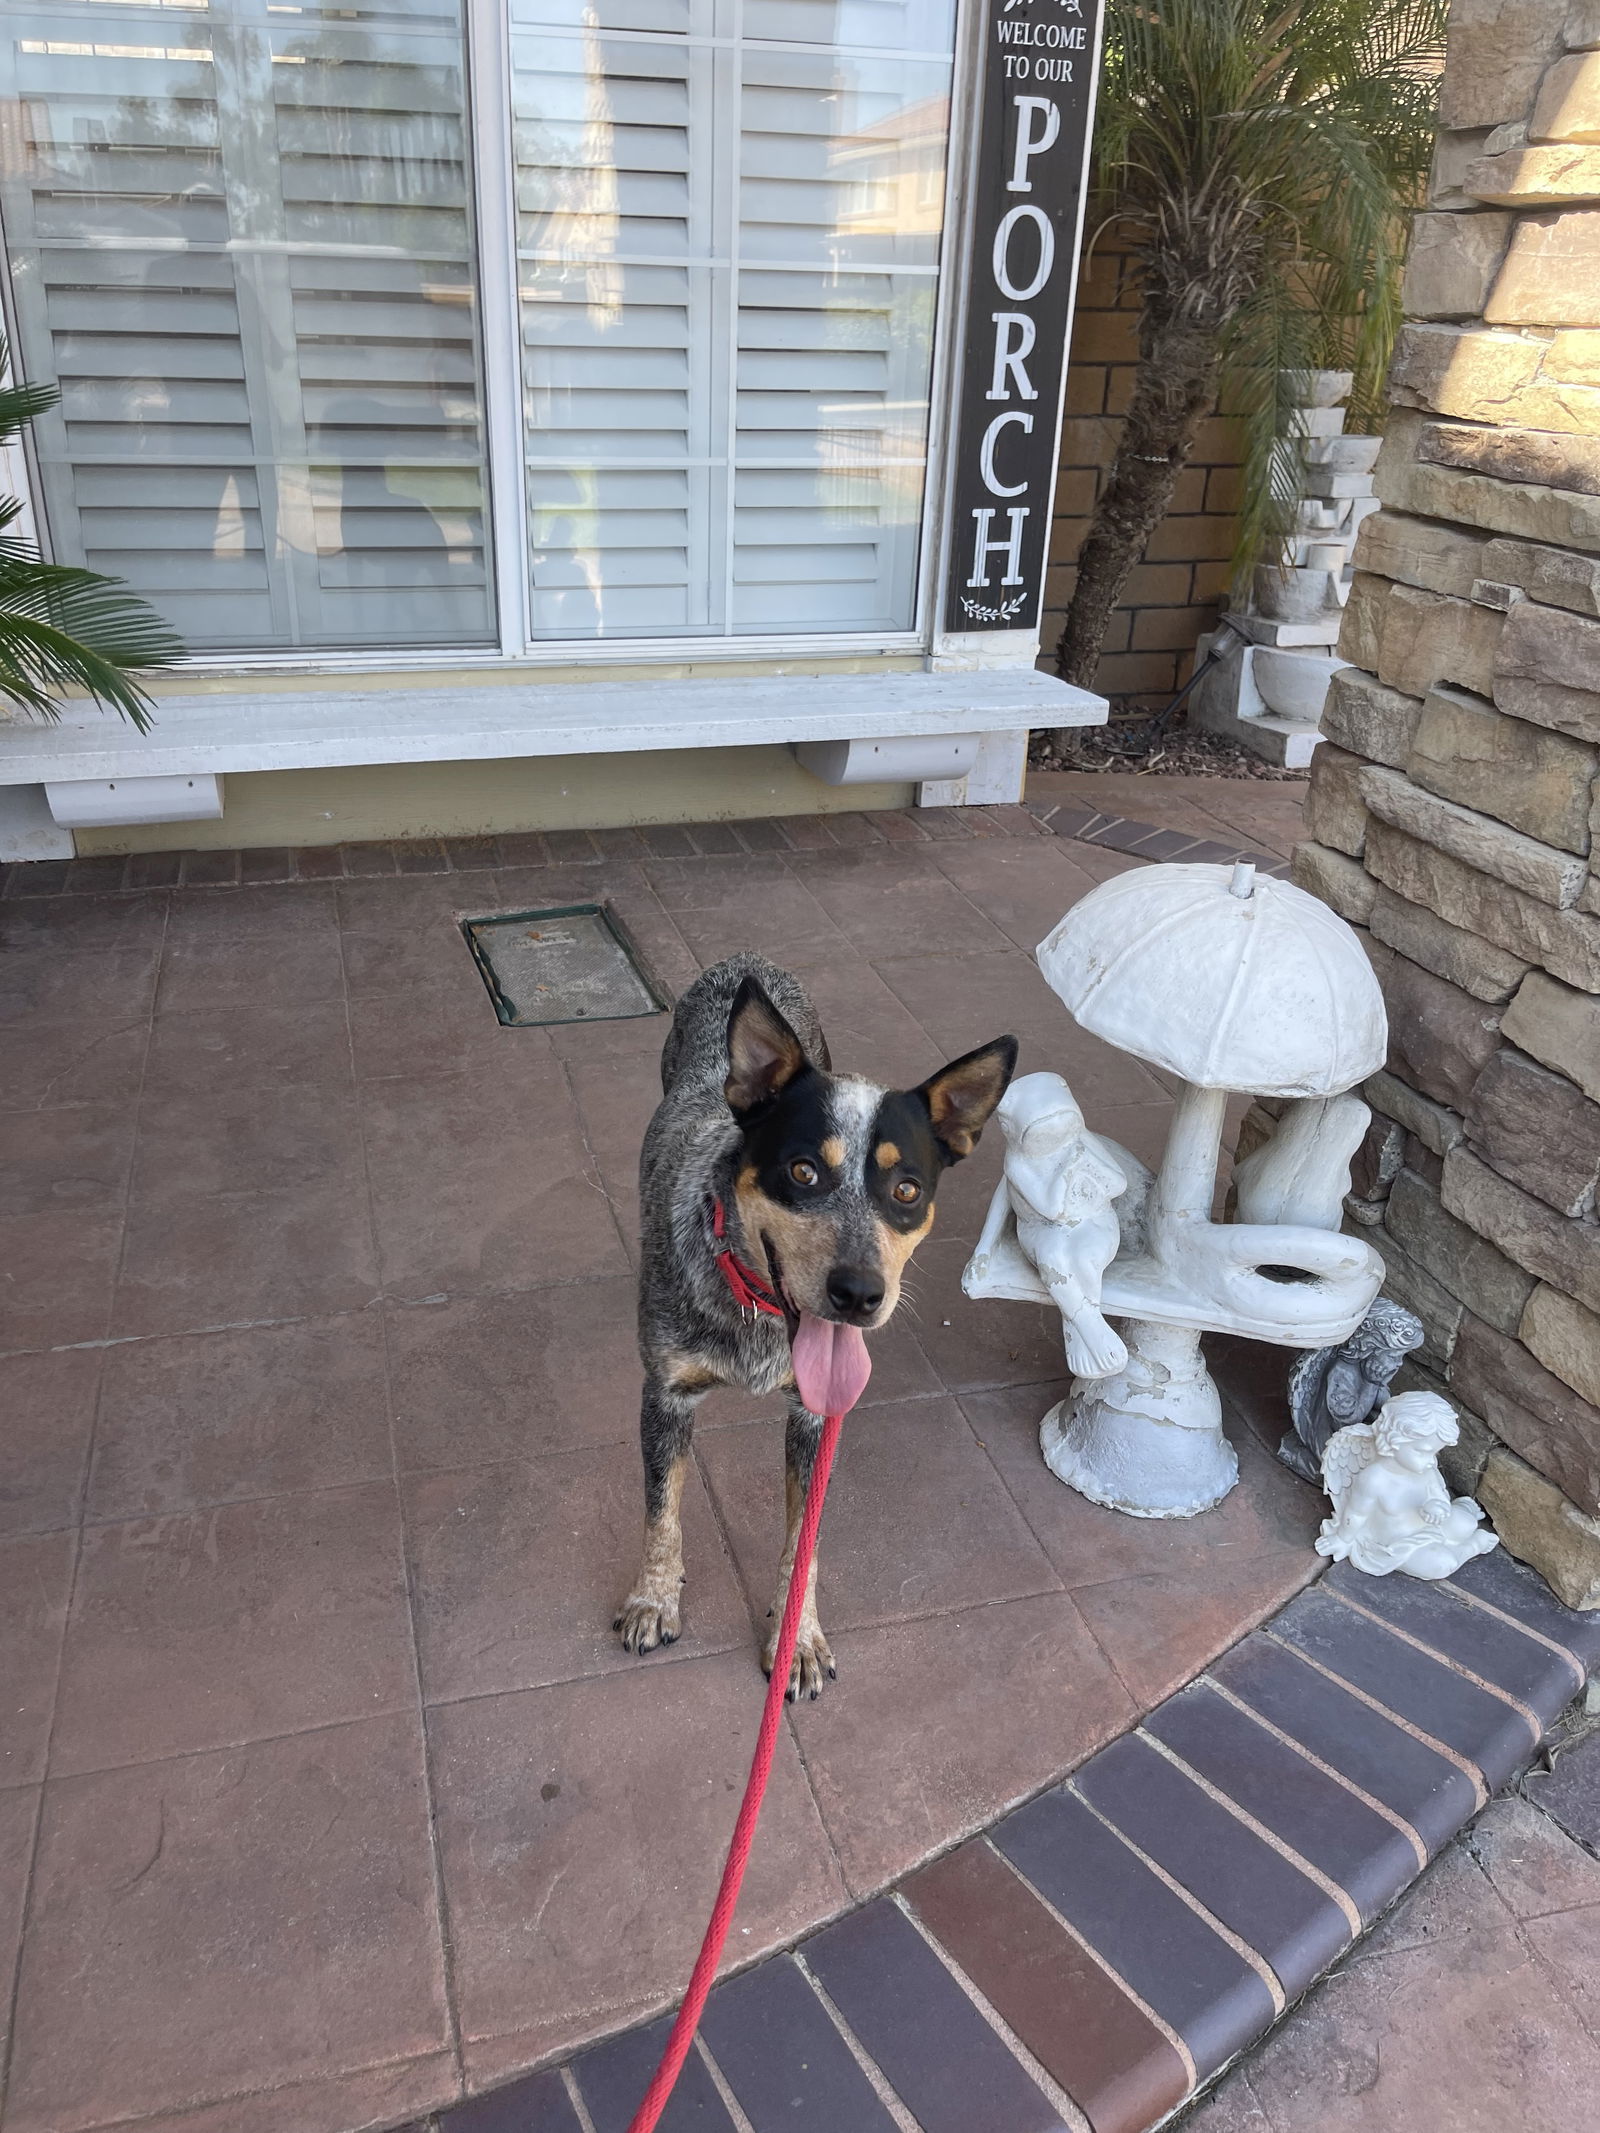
[0,789,1327,2133]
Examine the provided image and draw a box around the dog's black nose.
[826,1267,884,1321]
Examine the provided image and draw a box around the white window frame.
[0,0,988,678]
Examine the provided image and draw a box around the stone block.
[1403,209,1516,316]
[1479,1444,1600,1608]
[1465,142,1600,203]
[1442,0,1571,129]
[1365,820,1600,989]
[1404,1136,1447,1188]
[1549,326,1600,379]
[1377,435,1600,549]
[1380,945,1506,1108]
[1302,743,1369,857]
[1360,765,1589,906]
[1572,1,1600,53]
[1530,50,1600,142]
[1386,1166,1540,1334]
[1492,600,1600,742]
[1336,573,1391,671]
[1319,667,1424,766]
[1502,967,1600,1097]
[1436,1389,1497,1495]
[1375,583,1503,699]
[1407,683,1597,852]
[1443,1144,1600,1311]
[1466,1046,1600,1215]
[1367,1225,1465,1368]
[1432,125,1499,207]
[1485,209,1600,325]
[1479,536,1600,617]
[1388,325,1545,419]
[1454,1312,1600,1513]
[1350,1111,1407,1204]
[1418,419,1600,495]
[1364,1068,1468,1157]
[1370,882,1531,1001]
[1289,838,1377,924]
[1350,511,1488,599]
[1523,1282,1600,1406]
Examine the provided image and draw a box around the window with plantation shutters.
[0,0,495,652]
[512,0,956,639]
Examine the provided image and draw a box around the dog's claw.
[763,1620,835,1702]
[615,1590,682,1655]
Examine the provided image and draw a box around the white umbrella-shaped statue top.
[1021,860,1388,1517]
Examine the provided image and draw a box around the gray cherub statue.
[1315,1389,1498,1580]
[974,1071,1132,1381]
[1278,1296,1424,1485]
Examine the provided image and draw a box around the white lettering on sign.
[967,505,1030,586]
[992,202,1055,301]
[995,19,1087,44]
[979,409,1034,495]
[1005,96,1060,190]
[985,311,1038,400]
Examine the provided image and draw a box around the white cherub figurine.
[1316,1389,1499,1580]
[978,1071,1130,1381]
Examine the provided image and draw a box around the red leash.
[626,1197,844,2133]
[625,1408,843,2133]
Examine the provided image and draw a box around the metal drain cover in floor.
[462,904,665,1026]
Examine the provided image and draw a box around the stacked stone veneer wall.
[1288,0,1600,1606]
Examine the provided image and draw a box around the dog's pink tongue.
[792,1312,873,1418]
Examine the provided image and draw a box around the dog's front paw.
[762,1619,835,1702]
[614,1580,682,1655]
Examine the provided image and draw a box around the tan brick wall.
[1042,236,1246,704]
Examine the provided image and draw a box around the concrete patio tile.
[1525,1730,1600,1858]
[0,890,167,953]
[107,2057,461,2133]
[131,1082,367,1208]
[900,1237,1067,1393]
[0,1018,149,1111]
[0,1782,38,2077]
[51,1484,415,1775]
[923,832,1108,954]
[1522,1898,1600,2046]
[791,1591,1134,1894]
[0,941,162,1027]
[87,1316,392,1522]
[0,1529,74,1788]
[155,929,347,1013]
[4,1713,450,2133]
[161,880,339,943]
[341,921,489,1001]
[404,1445,748,1703]
[1467,1790,1600,1920]
[111,1183,381,1339]
[696,1394,1061,1636]
[1234,1838,1600,2131]
[788,958,945,1088]
[347,984,538,1082]
[144,998,354,1096]
[796,850,1015,960]
[386,1280,642,1471]
[0,1210,124,1350]
[561,1050,663,1252]
[648,880,859,973]
[0,1347,99,1537]
[428,1654,846,2069]
[360,1064,628,1299]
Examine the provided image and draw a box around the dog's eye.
[892,1178,921,1205]
[789,1158,819,1187]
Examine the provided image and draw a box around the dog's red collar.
[709,1196,786,1321]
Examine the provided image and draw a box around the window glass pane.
[0,0,494,652]
[512,0,955,640]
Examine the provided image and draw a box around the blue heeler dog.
[617,953,1017,1699]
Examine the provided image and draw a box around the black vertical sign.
[943,0,1103,634]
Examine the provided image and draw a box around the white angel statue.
[1316,1390,1499,1581]
[973,1072,1132,1381]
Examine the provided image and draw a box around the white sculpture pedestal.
[1041,1322,1234,1518]
[965,861,1390,1519]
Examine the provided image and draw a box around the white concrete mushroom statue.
[964,861,1389,1517]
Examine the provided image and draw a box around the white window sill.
[0,667,1105,785]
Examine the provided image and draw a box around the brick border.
[435,1550,1599,2133]
[1025,795,1294,880]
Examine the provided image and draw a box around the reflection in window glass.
[512,0,956,638]
[0,0,494,650]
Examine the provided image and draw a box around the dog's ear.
[725,976,808,1117]
[915,1036,1019,1161]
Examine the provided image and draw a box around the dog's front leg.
[762,1399,836,1701]
[616,1374,700,1655]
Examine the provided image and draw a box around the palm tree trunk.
[1052,317,1223,698]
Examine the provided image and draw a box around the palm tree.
[1052,0,1446,701]
[0,340,182,733]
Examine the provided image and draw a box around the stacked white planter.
[1190,371,1380,767]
